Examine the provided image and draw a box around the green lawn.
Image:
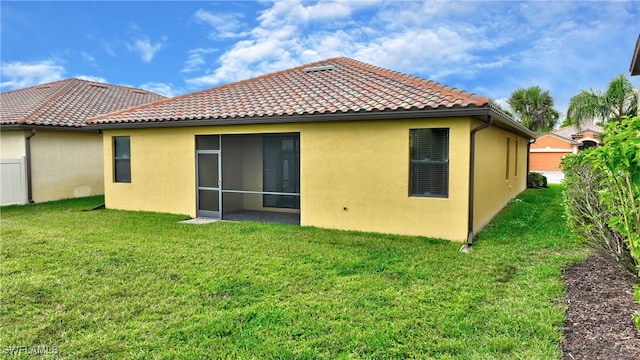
[1,185,587,359]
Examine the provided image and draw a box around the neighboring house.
[631,33,640,111]
[0,79,165,205]
[87,57,535,245]
[529,124,603,171]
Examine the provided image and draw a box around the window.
[515,138,519,176]
[506,137,511,180]
[410,128,449,197]
[114,136,131,183]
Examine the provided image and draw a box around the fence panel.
[1,157,27,205]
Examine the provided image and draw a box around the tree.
[507,86,559,133]
[566,74,638,127]
[488,98,513,117]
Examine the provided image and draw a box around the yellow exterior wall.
[0,129,27,159]
[30,131,104,202]
[472,122,529,234]
[301,119,471,240]
[103,124,302,217]
[103,127,198,216]
[102,119,472,241]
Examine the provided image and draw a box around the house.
[529,124,603,171]
[0,79,165,205]
[631,33,640,111]
[87,57,534,245]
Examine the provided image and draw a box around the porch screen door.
[263,135,300,209]
[196,135,221,218]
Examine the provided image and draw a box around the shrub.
[561,152,635,272]
[562,115,640,328]
[527,172,548,188]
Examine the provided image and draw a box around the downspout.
[25,129,36,203]
[460,115,493,253]
[527,138,536,177]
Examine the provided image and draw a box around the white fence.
[1,157,27,205]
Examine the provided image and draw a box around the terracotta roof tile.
[551,124,604,140]
[87,57,490,125]
[0,79,166,128]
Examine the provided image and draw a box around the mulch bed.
[561,250,640,359]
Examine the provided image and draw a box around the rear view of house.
[529,124,603,171]
[88,57,534,243]
[0,79,165,205]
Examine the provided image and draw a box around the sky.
[1,0,639,120]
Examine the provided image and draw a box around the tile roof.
[0,78,166,128]
[87,57,491,125]
[551,124,604,140]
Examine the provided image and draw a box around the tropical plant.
[488,98,513,117]
[527,171,548,188]
[566,74,638,127]
[562,115,640,329]
[507,86,560,133]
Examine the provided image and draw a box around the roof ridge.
[67,77,163,95]
[1,77,163,97]
[1,79,70,125]
[86,90,178,124]
[0,78,70,95]
[87,57,500,126]
[336,57,489,107]
[88,58,343,124]
[2,78,167,127]
[17,79,77,124]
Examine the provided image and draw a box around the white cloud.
[127,37,165,63]
[0,60,66,90]
[75,75,107,83]
[139,82,180,97]
[102,40,117,57]
[258,0,353,27]
[185,1,500,87]
[81,51,96,65]
[187,1,353,87]
[194,9,249,39]
[182,48,217,73]
[184,0,637,119]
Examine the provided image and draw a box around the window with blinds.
[410,128,449,197]
[113,136,131,183]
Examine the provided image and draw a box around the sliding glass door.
[263,135,300,209]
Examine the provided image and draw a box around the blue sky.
[2,1,639,119]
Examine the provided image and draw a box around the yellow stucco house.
[88,58,534,246]
[0,79,165,205]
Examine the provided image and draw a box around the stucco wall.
[530,134,573,171]
[30,131,104,202]
[103,119,472,240]
[472,122,529,234]
[300,119,471,240]
[102,118,530,241]
[531,135,572,150]
[0,129,27,159]
[103,127,198,215]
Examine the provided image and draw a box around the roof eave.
[631,34,640,76]
[0,124,97,133]
[486,108,536,139]
[86,106,535,139]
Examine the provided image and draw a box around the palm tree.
[507,86,559,133]
[566,74,637,127]
[488,98,513,117]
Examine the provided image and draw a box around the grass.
[0,185,587,359]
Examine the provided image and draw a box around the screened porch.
[195,133,300,225]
